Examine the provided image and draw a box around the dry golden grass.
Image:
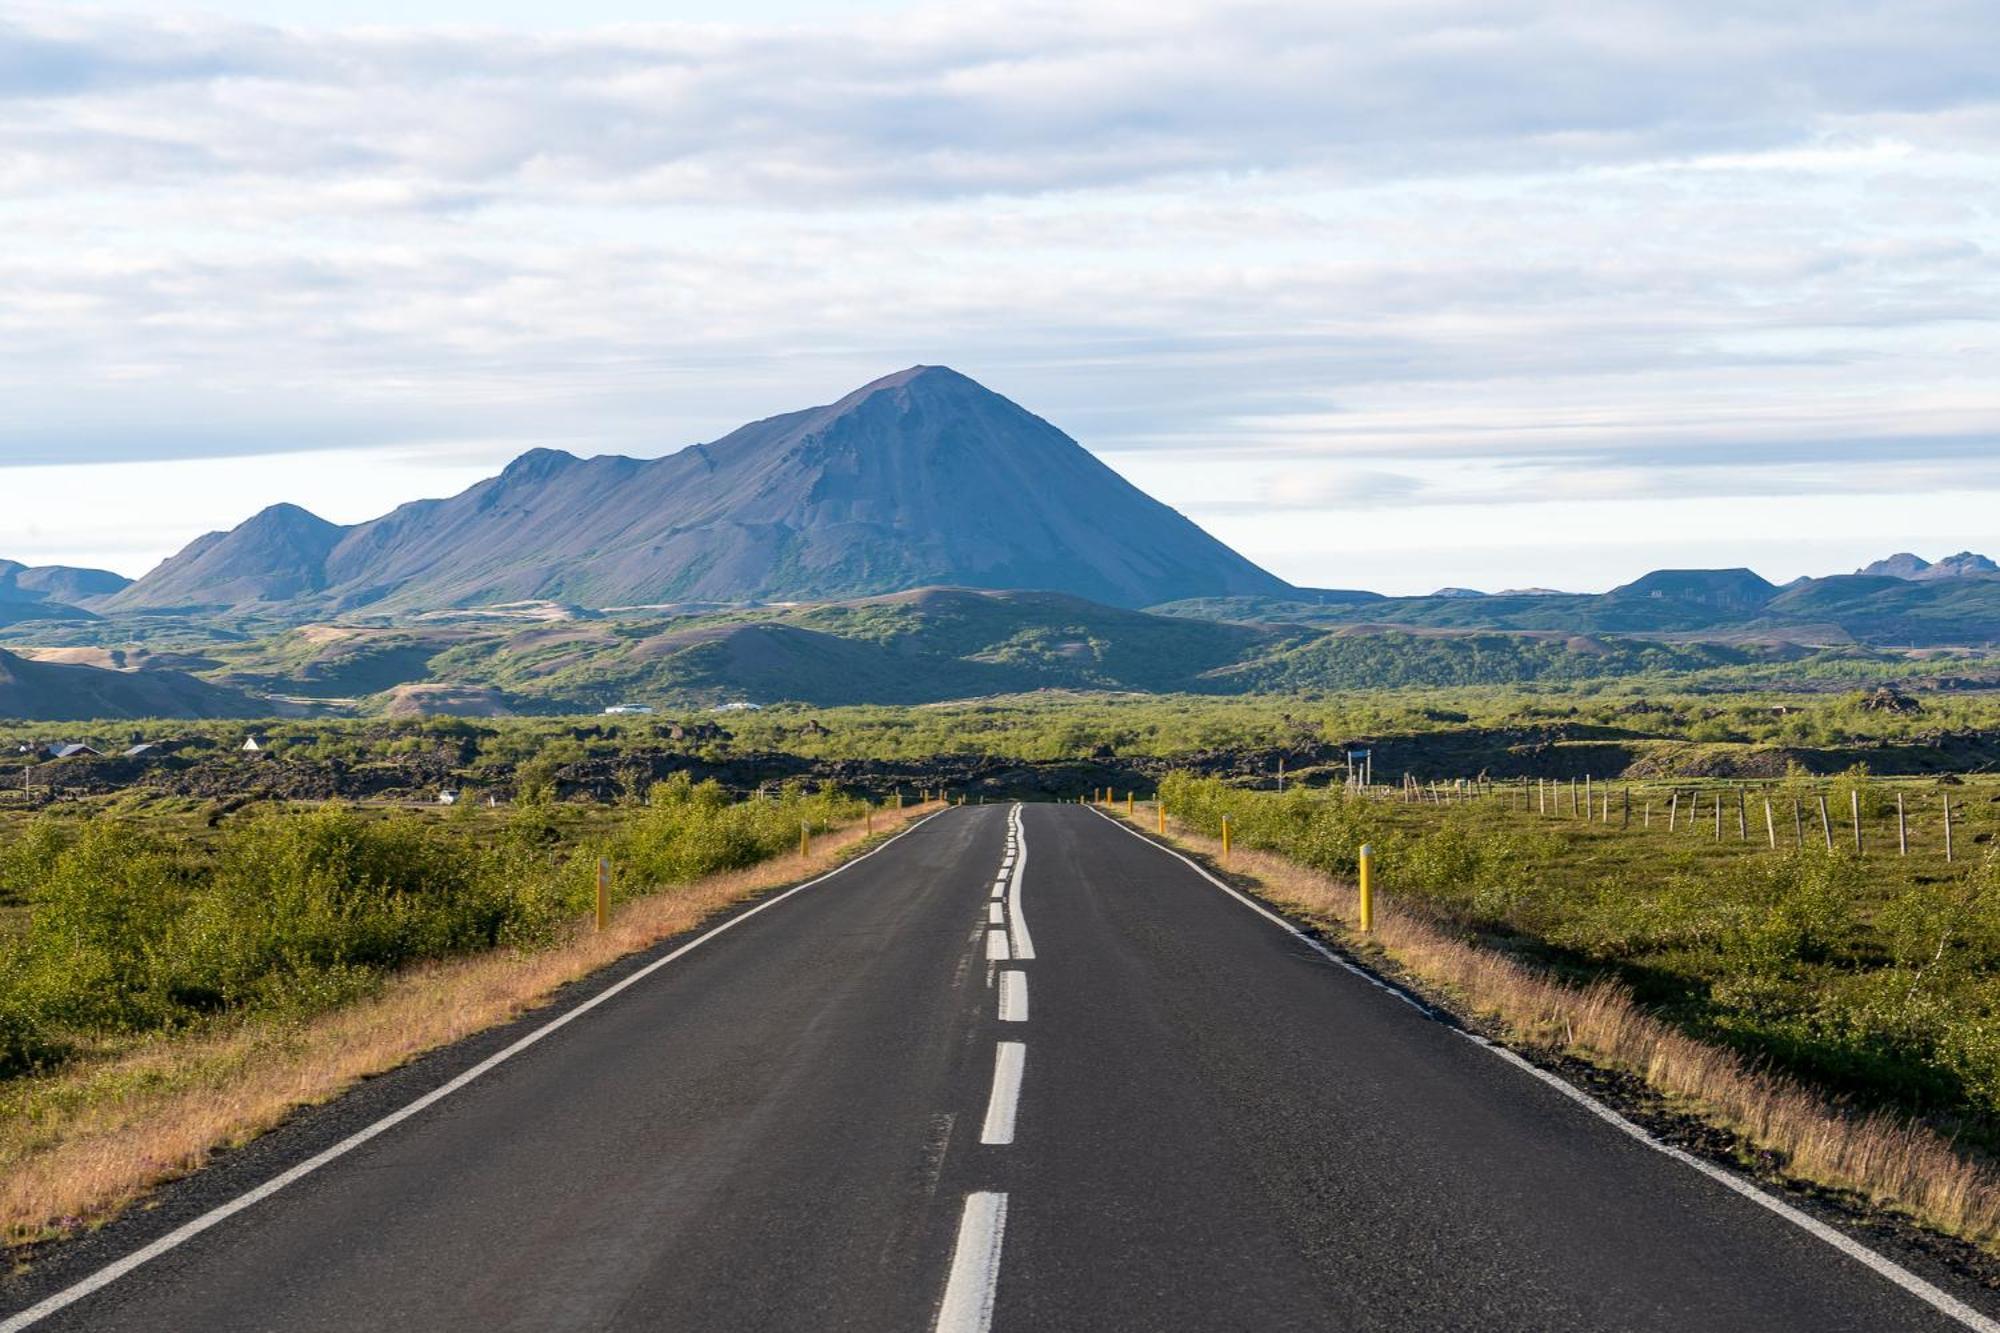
[0,801,940,1249]
[1118,804,2000,1248]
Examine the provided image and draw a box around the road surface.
[4,803,1995,1331]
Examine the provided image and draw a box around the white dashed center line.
[935,1192,1008,1333]
[980,1042,1026,1145]
[1005,806,1035,961]
[986,929,1011,962]
[998,971,1028,1022]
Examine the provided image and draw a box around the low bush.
[0,781,863,1078]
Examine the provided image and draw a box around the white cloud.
[0,0,1995,588]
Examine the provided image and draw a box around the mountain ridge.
[106,367,1293,616]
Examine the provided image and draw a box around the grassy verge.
[0,796,939,1250]
[1110,794,2000,1249]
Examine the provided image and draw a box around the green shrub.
[0,782,863,1078]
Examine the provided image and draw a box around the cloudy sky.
[2,0,1996,595]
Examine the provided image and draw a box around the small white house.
[438,790,460,807]
[241,736,268,753]
[603,704,655,716]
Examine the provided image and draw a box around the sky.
[1,0,1997,596]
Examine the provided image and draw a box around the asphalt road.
[6,803,1997,1331]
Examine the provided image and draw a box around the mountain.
[1853,551,1997,581]
[1922,551,1999,580]
[0,560,130,609]
[1856,553,1932,579]
[1604,568,1779,613]
[0,648,255,720]
[101,504,345,611]
[106,367,1293,615]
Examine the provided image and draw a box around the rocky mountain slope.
[105,367,1293,615]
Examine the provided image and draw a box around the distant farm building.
[47,743,102,760]
[604,704,655,715]
[241,735,269,752]
[438,790,460,806]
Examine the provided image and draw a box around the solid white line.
[986,929,1011,962]
[1006,805,1035,960]
[1086,807,2000,1333]
[987,902,1004,926]
[980,1041,1026,1145]
[1474,1039,2000,1332]
[934,1192,1008,1333]
[0,810,952,1333]
[998,970,1028,1022]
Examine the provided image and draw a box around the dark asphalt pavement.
[4,803,1994,1331]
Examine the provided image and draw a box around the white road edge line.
[0,810,954,1333]
[980,1041,1026,1145]
[987,902,1004,926]
[1087,806,2000,1333]
[986,929,1011,962]
[934,1191,1008,1333]
[998,970,1028,1022]
[1006,805,1035,960]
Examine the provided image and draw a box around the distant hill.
[1857,553,1934,579]
[0,560,128,622]
[1762,574,2000,643]
[0,648,255,720]
[412,587,1289,709]
[1604,568,1779,612]
[1158,565,2000,646]
[106,367,1293,615]
[1855,551,1997,581]
[0,602,97,629]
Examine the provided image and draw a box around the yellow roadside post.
[801,821,810,857]
[895,791,903,811]
[1127,791,1135,816]
[1358,844,1375,933]
[595,857,610,933]
[1157,801,1165,835]
[1221,816,1231,865]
